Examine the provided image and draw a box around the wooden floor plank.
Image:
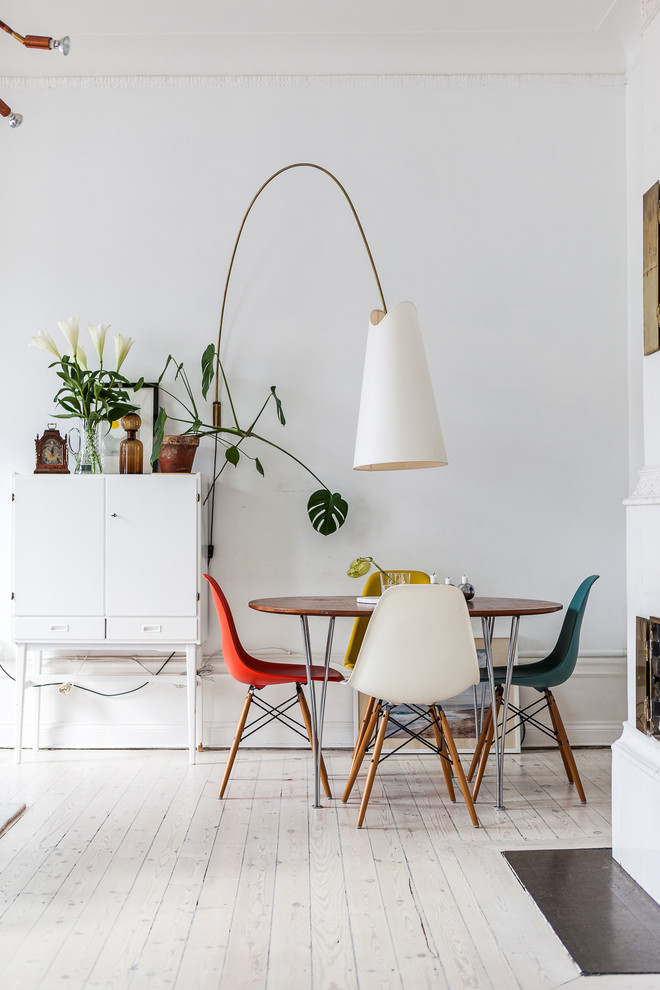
[267,764,313,990]
[218,754,284,990]
[173,761,257,990]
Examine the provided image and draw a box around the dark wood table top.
[248,595,563,619]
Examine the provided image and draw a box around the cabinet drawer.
[106,617,199,642]
[13,617,106,642]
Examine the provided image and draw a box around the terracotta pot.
[158,435,200,473]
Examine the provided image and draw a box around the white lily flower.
[87,323,110,362]
[30,330,61,359]
[114,333,134,372]
[75,346,88,370]
[57,317,80,356]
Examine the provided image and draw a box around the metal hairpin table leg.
[497,616,520,810]
[300,614,335,809]
[481,616,501,808]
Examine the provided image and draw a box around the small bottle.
[444,577,455,586]
[459,575,475,600]
[430,572,438,585]
[120,413,143,474]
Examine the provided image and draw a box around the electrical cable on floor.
[0,662,14,681]
[34,681,150,697]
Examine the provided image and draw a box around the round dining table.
[249,595,562,810]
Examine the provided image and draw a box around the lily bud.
[30,330,61,359]
[88,323,110,362]
[57,317,80,356]
[114,333,134,372]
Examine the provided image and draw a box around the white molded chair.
[343,583,481,828]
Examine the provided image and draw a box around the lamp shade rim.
[354,458,448,471]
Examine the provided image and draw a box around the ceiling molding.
[642,0,660,31]
[0,73,626,92]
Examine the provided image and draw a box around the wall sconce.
[0,18,70,127]
[213,163,447,473]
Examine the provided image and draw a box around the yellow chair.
[344,569,430,670]
[346,570,430,757]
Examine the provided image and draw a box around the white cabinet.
[11,473,204,763]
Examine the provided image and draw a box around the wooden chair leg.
[430,705,455,802]
[219,688,253,798]
[544,689,574,783]
[343,702,381,802]
[439,708,480,828]
[353,696,376,759]
[467,703,492,781]
[545,690,587,803]
[357,708,390,828]
[296,685,332,799]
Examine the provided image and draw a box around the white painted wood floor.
[0,746,657,990]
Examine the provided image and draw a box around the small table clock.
[34,425,69,474]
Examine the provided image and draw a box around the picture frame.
[129,382,159,473]
[355,637,521,755]
[643,181,660,356]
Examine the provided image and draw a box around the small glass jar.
[459,575,476,600]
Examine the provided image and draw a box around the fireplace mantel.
[624,465,660,505]
[615,470,660,903]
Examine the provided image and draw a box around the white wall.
[0,72,628,747]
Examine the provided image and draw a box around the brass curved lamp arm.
[0,16,70,126]
[0,18,69,52]
[213,162,388,416]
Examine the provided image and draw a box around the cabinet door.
[13,475,105,616]
[105,475,199,618]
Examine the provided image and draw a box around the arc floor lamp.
[213,162,447,474]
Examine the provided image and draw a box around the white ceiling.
[0,0,642,76]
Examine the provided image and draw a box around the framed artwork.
[636,615,649,734]
[643,181,660,355]
[355,637,521,755]
[129,383,159,473]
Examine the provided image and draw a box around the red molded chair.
[204,574,344,798]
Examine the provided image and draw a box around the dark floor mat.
[503,848,660,975]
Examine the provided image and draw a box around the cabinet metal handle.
[110,513,118,517]
[142,624,162,633]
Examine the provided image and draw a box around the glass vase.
[73,419,103,474]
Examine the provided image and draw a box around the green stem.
[218,359,240,430]
[247,431,327,490]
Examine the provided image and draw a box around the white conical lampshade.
[353,301,447,471]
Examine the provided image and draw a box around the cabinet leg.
[186,644,198,765]
[15,644,26,764]
[32,650,42,753]
[197,672,203,753]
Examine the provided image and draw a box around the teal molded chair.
[469,575,599,803]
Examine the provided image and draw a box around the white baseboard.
[0,650,626,752]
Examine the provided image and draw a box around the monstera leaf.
[307,489,348,535]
